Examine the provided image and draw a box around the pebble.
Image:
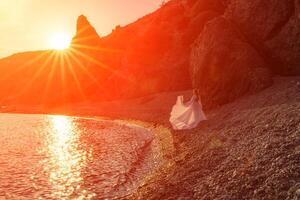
[232,170,237,177]
[295,188,300,197]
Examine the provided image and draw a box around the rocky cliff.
[71,15,101,49]
[191,0,300,109]
[65,0,300,107]
[97,0,226,99]
[0,0,224,106]
[1,0,300,109]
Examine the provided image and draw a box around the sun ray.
[71,43,123,53]
[69,48,131,82]
[69,47,136,93]
[42,52,60,104]
[58,52,66,102]
[2,50,51,81]
[71,24,98,42]
[66,50,102,87]
[69,48,110,70]
[6,51,56,104]
[72,35,99,44]
[73,24,92,37]
[63,52,87,100]
[58,53,66,103]
[18,51,56,96]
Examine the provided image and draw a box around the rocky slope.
[2,0,300,110]
[191,17,272,109]
[191,0,300,109]
[0,1,201,106]
[0,0,233,106]
[125,76,299,200]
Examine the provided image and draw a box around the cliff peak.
[71,15,101,48]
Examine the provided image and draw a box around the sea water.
[0,114,154,199]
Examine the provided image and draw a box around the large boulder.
[225,0,294,41]
[188,0,226,15]
[183,11,220,46]
[224,0,300,75]
[191,17,272,109]
[265,2,300,75]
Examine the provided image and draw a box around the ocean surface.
[0,113,155,199]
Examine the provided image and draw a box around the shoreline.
[1,76,300,199]
[0,112,177,199]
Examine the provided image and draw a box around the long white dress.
[169,95,207,130]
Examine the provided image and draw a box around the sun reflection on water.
[45,115,95,199]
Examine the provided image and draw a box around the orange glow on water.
[0,114,158,199]
[46,116,95,199]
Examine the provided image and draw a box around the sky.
[0,0,162,58]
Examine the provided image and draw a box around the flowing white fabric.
[169,95,207,130]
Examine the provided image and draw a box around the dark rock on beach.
[224,0,300,75]
[191,17,272,109]
[191,0,300,108]
[224,0,294,41]
[265,7,300,75]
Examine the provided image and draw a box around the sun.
[49,32,71,50]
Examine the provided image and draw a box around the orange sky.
[0,0,162,58]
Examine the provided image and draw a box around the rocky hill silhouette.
[1,0,300,110]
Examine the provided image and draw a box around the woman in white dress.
[169,89,207,130]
